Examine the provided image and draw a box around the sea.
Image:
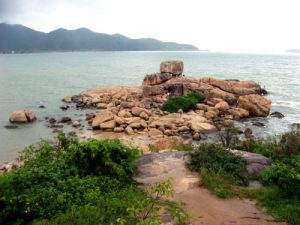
[1,51,300,163]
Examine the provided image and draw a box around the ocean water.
[0,51,300,163]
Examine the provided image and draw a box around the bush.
[260,157,300,197]
[234,130,300,159]
[162,92,205,113]
[188,144,248,185]
[0,134,141,225]
[279,130,300,156]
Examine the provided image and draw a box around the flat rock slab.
[135,151,198,194]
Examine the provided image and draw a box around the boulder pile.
[65,60,272,140]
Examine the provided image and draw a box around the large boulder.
[209,88,237,104]
[200,77,262,96]
[142,84,166,97]
[100,120,116,129]
[228,108,249,120]
[160,60,184,76]
[143,73,172,85]
[92,110,114,129]
[9,109,36,123]
[237,94,271,117]
[230,150,272,176]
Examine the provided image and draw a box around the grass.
[199,169,237,198]
[174,144,195,152]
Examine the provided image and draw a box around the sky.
[0,0,300,53]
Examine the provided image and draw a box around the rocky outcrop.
[9,109,36,123]
[66,60,271,140]
[237,94,271,117]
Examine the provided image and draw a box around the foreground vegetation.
[162,92,205,113]
[0,133,188,225]
[187,129,300,225]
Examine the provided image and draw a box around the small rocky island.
[61,60,272,149]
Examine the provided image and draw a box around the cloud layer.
[1,0,300,53]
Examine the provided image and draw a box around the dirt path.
[135,151,286,225]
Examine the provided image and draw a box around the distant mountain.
[0,23,199,53]
[286,49,300,53]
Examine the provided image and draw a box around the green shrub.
[280,130,300,156]
[184,92,205,104]
[260,157,300,197]
[0,134,141,225]
[234,138,279,159]
[175,144,195,152]
[234,130,300,159]
[188,144,248,185]
[162,92,205,113]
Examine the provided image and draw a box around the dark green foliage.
[175,144,195,152]
[32,188,150,225]
[188,144,248,186]
[0,134,141,225]
[234,130,300,159]
[162,92,205,113]
[279,130,300,156]
[260,157,300,197]
[184,92,205,104]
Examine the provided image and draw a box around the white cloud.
[1,0,300,53]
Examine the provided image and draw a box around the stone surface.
[143,73,172,85]
[237,94,271,117]
[114,127,124,132]
[96,103,108,109]
[230,149,272,176]
[125,126,134,135]
[152,136,184,150]
[142,84,166,97]
[72,121,81,127]
[148,128,164,137]
[100,120,116,129]
[63,96,72,103]
[228,108,250,120]
[92,110,114,129]
[60,117,72,123]
[9,109,36,123]
[215,101,230,112]
[160,60,184,75]
[270,111,284,119]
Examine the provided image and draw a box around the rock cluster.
[64,60,272,140]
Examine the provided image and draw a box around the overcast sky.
[0,0,299,53]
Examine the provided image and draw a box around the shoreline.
[2,60,295,173]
